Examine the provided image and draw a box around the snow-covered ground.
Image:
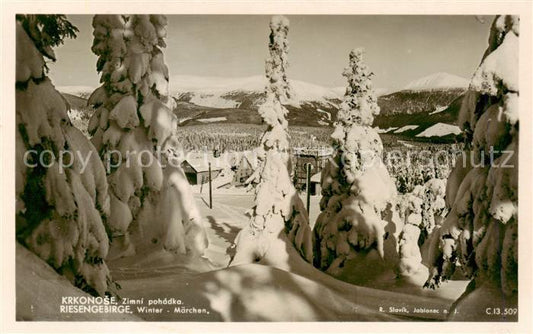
[17,186,470,321]
[16,243,139,321]
[108,192,468,321]
[197,116,228,123]
[398,140,415,148]
[375,126,398,133]
[394,125,419,133]
[429,105,449,115]
[416,123,462,137]
[191,95,240,109]
[317,108,331,120]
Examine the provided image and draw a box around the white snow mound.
[197,117,228,123]
[416,123,462,137]
[394,125,419,133]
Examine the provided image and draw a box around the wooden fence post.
[306,163,312,214]
[208,162,213,209]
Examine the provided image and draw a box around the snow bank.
[429,105,448,115]
[394,125,419,133]
[197,116,228,123]
[416,123,462,137]
[16,243,138,320]
[375,126,398,134]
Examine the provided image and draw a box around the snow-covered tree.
[313,49,398,278]
[88,15,207,258]
[392,179,447,285]
[15,15,113,296]
[230,16,313,267]
[425,15,519,319]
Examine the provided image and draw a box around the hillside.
[377,89,466,116]
[58,72,468,141]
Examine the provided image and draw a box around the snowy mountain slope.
[403,72,470,91]
[172,75,344,109]
[416,123,461,138]
[58,73,463,141]
[377,88,465,116]
[55,85,94,99]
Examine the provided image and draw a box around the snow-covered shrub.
[68,108,92,137]
[384,143,458,194]
[89,15,207,258]
[414,179,448,239]
[313,49,397,277]
[425,15,519,319]
[391,179,447,285]
[15,15,113,296]
[230,16,314,267]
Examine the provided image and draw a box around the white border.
[1,1,532,333]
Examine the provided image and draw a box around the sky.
[49,15,493,91]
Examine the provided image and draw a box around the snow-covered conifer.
[230,16,314,267]
[88,15,207,258]
[388,178,448,286]
[313,49,397,277]
[425,15,519,319]
[15,15,113,296]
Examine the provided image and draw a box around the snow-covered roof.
[182,157,226,173]
[293,147,334,157]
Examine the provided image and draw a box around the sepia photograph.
[1,1,532,332]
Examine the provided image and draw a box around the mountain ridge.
[58,72,469,141]
[402,72,470,91]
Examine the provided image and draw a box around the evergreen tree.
[88,15,207,258]
[313,49,397,278]
[425,15,519,320]
[230,16,313,267]
[16,15,113,296]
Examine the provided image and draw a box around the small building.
[293,147,333,189]
[181,157,223,185]
[233,153,256,185]
[309,172,322,196]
